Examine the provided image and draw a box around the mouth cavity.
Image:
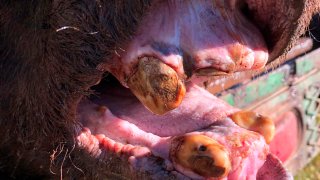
[76,71,271,178]
[74,0,298,178]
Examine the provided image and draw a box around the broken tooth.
[230,111,275,144]
[127,57,186,115]
[170,134,231,178]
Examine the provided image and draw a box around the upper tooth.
[127,57,186,115]
[195,67,229,77]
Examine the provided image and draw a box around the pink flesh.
[77,83,273,178]
[107,0,268,85]
[173,120,269,180]
[79,83,238,138]
[76,0,290,178]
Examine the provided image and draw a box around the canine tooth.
[170,134,231,178]
[230,111,275,144]
[127,57,186,115]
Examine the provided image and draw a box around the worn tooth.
[170,134,231,178]
[230,111,275,144]
[195,67,229,76]
[127,57,186,115]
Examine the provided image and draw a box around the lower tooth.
[127,57,186,115]
[230,111,275,144]
[170,134,231,178]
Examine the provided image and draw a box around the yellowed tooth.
[127,57,186,115]
[195,67,229,76]
[170,134,231,178]
[230,111,275,144]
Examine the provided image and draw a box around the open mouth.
[76,75,272,179]
[72,0,308,179]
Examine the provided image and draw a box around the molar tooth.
[194,67,230,77]
[170,134,231,178]
[230,111,275,144]
[127,57,186,115]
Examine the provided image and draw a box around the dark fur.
[0,1,152,178]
